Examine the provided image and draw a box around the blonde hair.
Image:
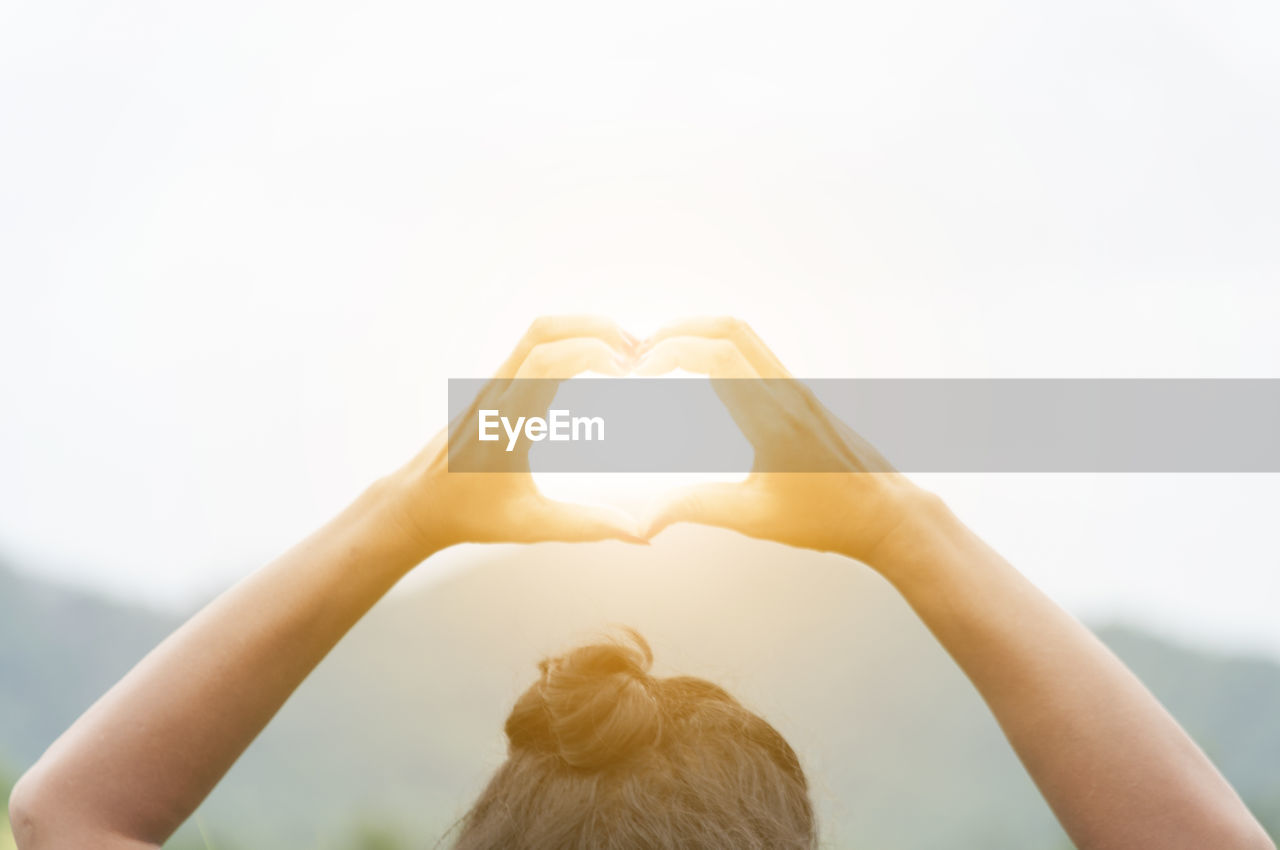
[453,630,815,849]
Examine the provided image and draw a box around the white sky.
[2,1,1279,653]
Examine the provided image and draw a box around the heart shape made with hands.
[524,326,754,524]
[443,316,765,544]
[431,315,898,554]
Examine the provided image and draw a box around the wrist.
[857,485,963,585]
[353,470,444,570]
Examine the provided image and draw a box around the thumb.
[534,499,650,545]
[643,482,760,539]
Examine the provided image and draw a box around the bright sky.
[2,1,1279,653]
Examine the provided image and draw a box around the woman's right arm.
[863,494,1273,850]
[637,317,1273,850]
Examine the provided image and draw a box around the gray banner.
[447,379,1280,472]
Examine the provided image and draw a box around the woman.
[8,317,1273,849]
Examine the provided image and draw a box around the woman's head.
[453,630,815,849]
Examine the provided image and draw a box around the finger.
[641,316,833,446]
[636,326,810,413]
[640,316,791,378]
[513,338,629,380]
[496,316,637,378]
[457,335,629,451]
[633,336,787,448]
[633,335,758,379]
[643,482,761,538]
[532,499,650,544]
[492,338,626,463]
[503,337,627,420]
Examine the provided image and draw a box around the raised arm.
[637,317,1273,850]
[7,317,645,850]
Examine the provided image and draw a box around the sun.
[529,367,748,510]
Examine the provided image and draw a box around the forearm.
[867,492,1271,850]
[10,475,429,848]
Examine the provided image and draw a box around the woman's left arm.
[8,316,643,850]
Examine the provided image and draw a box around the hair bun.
[506,629,661,770]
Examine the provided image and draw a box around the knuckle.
[760,410,795,443]
[711,316,738,336]
[727,317,758,348]
[524,342,554,371]
[711,340,739,370]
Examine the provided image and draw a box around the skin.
[8,316,1273,850]
[636,318,1273,850]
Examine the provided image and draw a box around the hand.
[387,316,649,556]
[634,317,932,569]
